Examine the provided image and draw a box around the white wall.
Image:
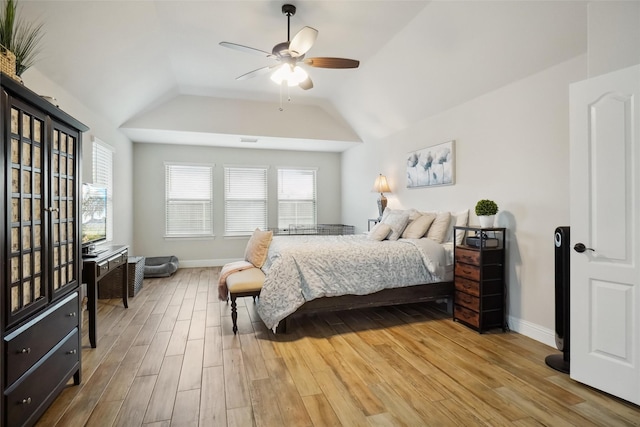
[587,1,640,78]
[19,68,135,252]
[341,55,587,346]
[132,143,342,267]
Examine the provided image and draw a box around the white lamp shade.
[372,174,391,194]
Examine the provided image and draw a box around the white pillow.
[381,210,410,241]
[381,207,401,222]
[426,212,451,243]
[368,223,392,241]
[402,213,436,239]
[445,209,470,245]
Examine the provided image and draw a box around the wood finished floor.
[37,267,640,427]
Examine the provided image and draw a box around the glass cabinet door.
[50,123,80,298]
[8,104,47,323]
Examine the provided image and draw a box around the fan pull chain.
[278,80,294,111]
[279,81,285,111]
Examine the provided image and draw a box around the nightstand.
[453,226,506,333]
[368,218,380,231]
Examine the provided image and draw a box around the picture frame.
[406,140,455,188]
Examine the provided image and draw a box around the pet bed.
[144,255,179,278]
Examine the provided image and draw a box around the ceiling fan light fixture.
[270,64,308,86]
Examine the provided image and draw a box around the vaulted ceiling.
[19,1,587,151]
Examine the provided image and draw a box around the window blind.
[278,168,316,228]
[165,163,213,237]
[224,166,267,235]
[92,140,113,242]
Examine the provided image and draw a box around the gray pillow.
[382,210,410,241]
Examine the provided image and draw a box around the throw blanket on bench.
[218,260,255,300]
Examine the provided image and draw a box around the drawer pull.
[20,347,31,354]
[67,349,77,355]
[67,312,77,317]
[21,397,32,405]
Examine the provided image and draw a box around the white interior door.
[569,64,640,404]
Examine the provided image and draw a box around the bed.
[255,208,469,332]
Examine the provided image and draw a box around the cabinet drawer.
[456,247,503,264]
[455,291,479,311]
[454,305,479,328]
[5,328,80,427]
[455,263,480,281]
[108,252,126,269]
[455,263,502,281]
[455,247,480,265]
[455,277,480,296]
[5,293,79,385]
[97,260,109,277]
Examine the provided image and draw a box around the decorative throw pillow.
[368,222,392,241]
[244,228,273,268]
[426,211,451,243]
[382,210,410,241]
[402,213,436,239]
[445,209,469,245]
[407,208,422,221]
[380,207,398,222]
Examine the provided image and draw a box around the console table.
[82,245,129,348]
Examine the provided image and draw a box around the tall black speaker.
[545,226,570,373]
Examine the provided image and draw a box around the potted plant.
[0,0,44,77]
[475,199,498,228]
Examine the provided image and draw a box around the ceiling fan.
[219,4,360,91]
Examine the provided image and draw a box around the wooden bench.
[226,267,265,334]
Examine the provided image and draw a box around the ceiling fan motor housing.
[282,4,296,17]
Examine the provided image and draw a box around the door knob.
[574,243,594,253]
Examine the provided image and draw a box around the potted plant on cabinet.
[0,0,44,78]
[475,199,498,228]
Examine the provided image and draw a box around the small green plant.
[475,199,498,216]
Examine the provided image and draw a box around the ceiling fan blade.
[304,57,360,69]
[289,26,318,57]
[236,66,272,81]
[299,76,313,90]
[219,41,274,58]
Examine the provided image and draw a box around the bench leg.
[230,295,238,335]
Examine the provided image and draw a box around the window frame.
[92,137,114,243]
[164,162,214,238]
[277,167,317,229]
[223,165,268,236]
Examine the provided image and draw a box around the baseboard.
[508,315,556,348]
[177,258,241,268]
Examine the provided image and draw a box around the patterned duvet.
[256,234,452,330]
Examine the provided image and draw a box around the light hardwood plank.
[114,375,157,427]
[172,388,201,426]
[223,347,251,409]
[301,394,342,427]
[178,339,204,391]
[143,354,183,424]
[199,366,227,426]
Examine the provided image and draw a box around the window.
[278,168,316,228]
[224,166,268,235]
[165,163,213,237]
[92,138,113,242]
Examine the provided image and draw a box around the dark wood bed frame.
[275,280,454,333]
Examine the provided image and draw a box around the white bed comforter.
[257,234,450,330]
